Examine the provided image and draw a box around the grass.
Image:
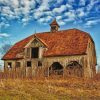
[0,76,100,100]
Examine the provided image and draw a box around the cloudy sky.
[0,0,100,67]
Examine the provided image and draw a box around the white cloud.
[34,10,53,20]
[11,0,19,8]
[0,0,36,27]
[77,8,85,17]
[21,16,31,25]
[1,1,36,19]
[0,0,100,27]
[64,11,75,18]
[78,11,85,17]
[66,4,72,9]
[44,11,53,16]
[85,19,100,27]
[56,16,62,20]
[95,4,100,12]
[53,5,67,14]
[38,16,52,23]
[57,0,63,4]
[79,0,86,6]
[86,0,99,12]
[38,18,45,23]
[22,17,29,22]
[0,0,9,5]
[20,0,36,15]
[46,16,52,21]
[1,6,14,17]
[36,0,49,12]
[0,33,10,38]
[0,22,10,28]
[68,0,75,4]
[34,11,44,19]
[33,0,51,19]
[64,18,74,22]
[58,20,66,25]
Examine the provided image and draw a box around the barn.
[2,19,97,78]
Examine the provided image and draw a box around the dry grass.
[0,77,100,100]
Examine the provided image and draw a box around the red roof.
[2,29,93,60]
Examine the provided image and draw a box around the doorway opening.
[49,62,63,75]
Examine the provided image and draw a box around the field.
[0,75,100,100]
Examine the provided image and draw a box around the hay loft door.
[31,47,39,58]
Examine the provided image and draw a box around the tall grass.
[0,73,100,100]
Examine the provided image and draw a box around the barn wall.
[85,39,96,78]
[43,55,85,77]
[4,55,88,78]
[4,60,16,71]
[4,59,25,76]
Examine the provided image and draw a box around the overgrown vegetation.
[0,76,100,100]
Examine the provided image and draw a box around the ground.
[0,76,100,100]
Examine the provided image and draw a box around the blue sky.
[0,0,100,68]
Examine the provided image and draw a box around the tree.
[0,36,12,55]
[0,37,12,71]
[0,44,12,55]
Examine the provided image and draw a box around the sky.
[0,0,100,69]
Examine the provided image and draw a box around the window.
[52,26,56,29]
[8,62,12,68]
[26,48,30,57]
[16,62,20,68]
[51,26,56,31]
[31,47,39,58]
[38,61,42,67]
[27,61,31,67]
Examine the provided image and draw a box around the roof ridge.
[8,28,93,46]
